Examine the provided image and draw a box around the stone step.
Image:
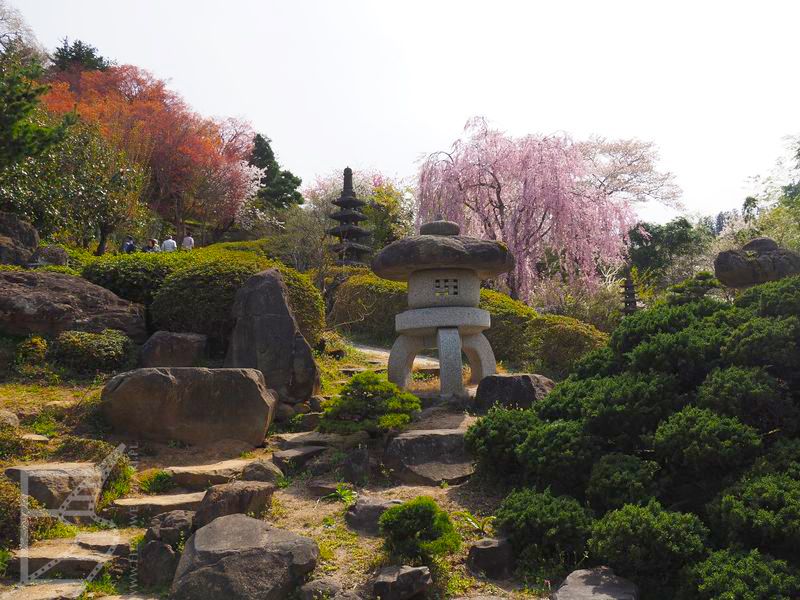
[106,491,205,520]
[272,446,327,472]
[8,539,116,579]
[75,529,135,556]
[272,431,369,451]
[164,458,257,490]
[0,581,85,600]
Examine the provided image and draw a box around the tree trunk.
[95,227,110,256]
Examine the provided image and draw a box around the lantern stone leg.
[388,334,426,389]
[462,333,496,384]
[437,328,464,396]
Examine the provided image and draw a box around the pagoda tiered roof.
[328,167,371,266]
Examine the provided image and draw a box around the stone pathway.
[106,491,205,520]
[350,342,440,374]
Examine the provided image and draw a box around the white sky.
[14,0,800,222]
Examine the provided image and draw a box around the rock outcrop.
[0,211,39,266]
[714,237,800,288]
[467,537,514,579]
[139,331,207,368]
[551,567,639,599]
[474,373,555,412]
[171,514,319,600]
[193,480,276,529]
[144,510,195,547]
[101,368,276,446]
[0,270,147,341]
[344,497,403,535]
[225,269,320,406]
[372,565,432,600]
[383,429,474,485]
[4,462,102,520]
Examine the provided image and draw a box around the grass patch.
[37,520,80,540]
[314,343,373,396]
[29,412,60,437]
[137,469,176,495]
[78,569,120,598]
[0,381,102,413]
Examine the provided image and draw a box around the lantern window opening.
[434,278,459,297]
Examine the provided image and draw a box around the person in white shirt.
[181,232,195,250]
[162,235,177,252]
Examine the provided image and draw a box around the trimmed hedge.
[330,273,406,343]
[150,252,324,350]
[586,453,660,513]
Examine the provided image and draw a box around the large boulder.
[371,565,432,600]
[101,368,276,446]
[467,537,514,579]
[171,514,319,600]
[383,429,474,485]
[139,331,207,368]
[4,462,102,521]
[193,481,276,529]
[0,211,39,265]
[714,237,800,288]
[474,373,555,412]
[0,270,146,341]
[144,510,195,547]
[551,567,639,599]
[225,269,320,403]
[138,540,179,588]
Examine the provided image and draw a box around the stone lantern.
[371,218,514,396]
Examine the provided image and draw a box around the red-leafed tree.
[418,118,678,300]
[41,65,258,240]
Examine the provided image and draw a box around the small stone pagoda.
[327,167,370,266]
[372,218,514,396]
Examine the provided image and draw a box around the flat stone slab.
[273,431,369,450]
[383,429,474,485]
[551,567,639,600]
[165,458,257,490]
[8,539,116,578]
[272,446,327,472]
[75,530,135,556]
[20,433,49,443]
[107,491,205,519]
[0,581,85,600]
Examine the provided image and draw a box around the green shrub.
[746,438,800,480]
[523,314,608,379]
[628,321,732,389]
[708,474,800,560]
[697,366,797,434]
[319,371,420,434]
[378,496,461,562]
[721,316,800,378]
[666,272,721,306]
[49,329,132,374]
[556,373,683,451]
[58,244,96,271]
[495,488,592,572]
[653,407,761,484]
[37,265,80,276]
[330,273,407,343]
[734,274,800,318]
[586,454,660,513]
[83,251,197,305]
[572,346,623,379]
[515,418,598,494]
[14,335,48,366]
[151,254,324,350]
[611,298,727,354]
[589,500,709,593]
[464,407,541,479]
[0,476,54,548]
[677,548,800,600]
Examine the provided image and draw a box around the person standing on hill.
[181,231,195,251]
[162,235,177,252]
[142,238,161,252]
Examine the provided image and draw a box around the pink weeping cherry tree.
[417,117,679,300]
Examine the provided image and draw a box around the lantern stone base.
[387,327,497,397]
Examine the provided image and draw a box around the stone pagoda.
[371,218,514,396]
[327,167,370,266]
